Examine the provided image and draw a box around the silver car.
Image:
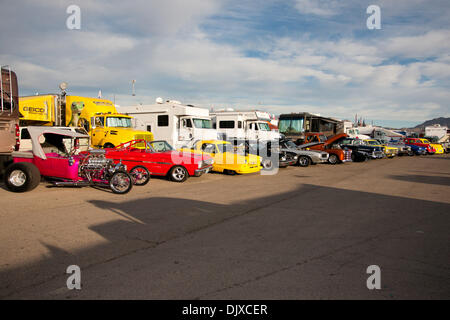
[279,139,329,167]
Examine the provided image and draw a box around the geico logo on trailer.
[22,101,48,115]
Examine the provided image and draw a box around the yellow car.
[364,139,398,158]
[181,140,262,174]
[419,139,445,154]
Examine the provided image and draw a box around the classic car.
[4,126,133,194]
[181,140,262,174]
[335,137,384,161]
[279,138,329,167]
[228,139,297,169]
[364,139,398,158]
[424,136,449,153]
[298,133,352,164]
[403,138,436,155]
[417,138,444,154]
[105,139,213,183]
[384,138,414,156]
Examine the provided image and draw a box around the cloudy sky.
[1,0,449,127]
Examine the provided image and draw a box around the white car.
[19,126,90,152]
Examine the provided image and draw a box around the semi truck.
[118,99,217,149]
[0,66,20,175]
[211,110,280,141]
[19,92,153,148]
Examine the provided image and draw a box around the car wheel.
[224,169,237,175]
[109,170,133,194]
[297,156,310,167]
[262,159,273,169]
[328,154,339,165]
[103,143,115,149]
[169,165,189,182]
[4,162,41,192]
[130,166,150,186]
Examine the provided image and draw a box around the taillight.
[14,124,20,151]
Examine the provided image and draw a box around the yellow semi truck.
[19,94,153,148]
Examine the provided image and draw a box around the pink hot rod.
[4,126,133,194]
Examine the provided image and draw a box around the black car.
[336,138,384,161]
[228,139,297,169]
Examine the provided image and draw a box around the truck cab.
[212,110,279,141]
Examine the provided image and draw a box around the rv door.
[179,117,194,141]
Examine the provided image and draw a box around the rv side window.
[158,115,169,127]
[219,121,235,129]
[146,125,151,132]
[238,121,242,129]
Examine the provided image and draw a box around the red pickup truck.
[298,132,352,164]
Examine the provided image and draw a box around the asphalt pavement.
[0,154,449,299]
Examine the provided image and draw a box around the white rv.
[118,99,218,149]
[211,110,279,141]
[425,125,448,141]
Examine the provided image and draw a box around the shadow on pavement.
[1,184,449,299]
[389,175,450,187]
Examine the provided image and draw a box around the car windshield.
[278,118,304,134]
[106,117,132,128]
[193,118,213,129]
[258,122,271,131]
[340,139,354,145]
[366,140,377,145]
[148,141,173,152]
[217,143,235,153]
[283,140,297,148]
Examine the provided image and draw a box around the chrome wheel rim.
[172,167,186,181]
[299,157,308,166]
[329,155,337,164]
[110,173,131,192]
[9,170,26,187]
[131,168,149,185]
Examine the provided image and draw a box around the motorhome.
[425,124,448,142]
[0,66,20,175]
[118,99,218,149]
[211,110,280,141]
[357,125,404,142]
[279,112,342,143]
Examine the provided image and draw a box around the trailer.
[0,66,20,175]
[211,110,280,141]
[118,99,218,149]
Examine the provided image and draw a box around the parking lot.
[0,154,449,299]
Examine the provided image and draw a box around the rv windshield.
[193,118,213,129]
[278,118,304,134]
[258,122,271,131]
[106,117,132,128]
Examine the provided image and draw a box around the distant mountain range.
[413,117,450,129]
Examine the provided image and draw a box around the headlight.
[294,155,298,160]
[281,156,286,161]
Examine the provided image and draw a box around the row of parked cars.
[3,127,447,194]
